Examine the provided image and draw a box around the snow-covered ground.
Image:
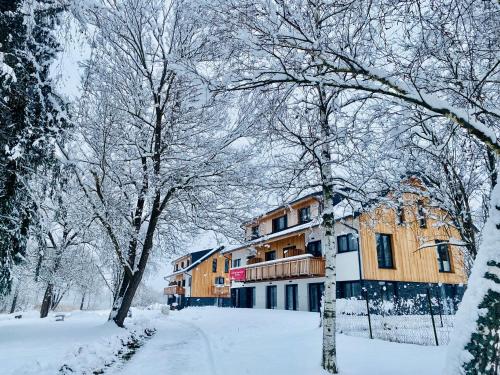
[0,307,448,375]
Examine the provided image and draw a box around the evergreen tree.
[0,0,67,295]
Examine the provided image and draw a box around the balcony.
[242,255,325,282]
[164,285,185,295]
[211,285,230,296]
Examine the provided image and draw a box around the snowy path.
[115,308,448,375]
[112,318,219,375]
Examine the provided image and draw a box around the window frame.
[307,240,322,257]
[212,258,217,273]
[251,225,260,239]
[265,250,276,261]
[272,215,288,233]
[337,233,359,253]
[266,285,277,309]
[298,206,311,224]
[375,233,395,269]
[417,200,427,228]
[224,258,230,273]
[436,241,453,273]
[232,258,241,268]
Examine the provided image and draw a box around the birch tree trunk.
[318,86,338,374]
[446,183,500,374]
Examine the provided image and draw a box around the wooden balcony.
[211,285,230,296]
[244,255,325,282]
[164,285,185,295]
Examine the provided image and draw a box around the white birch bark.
[319,88,338,374]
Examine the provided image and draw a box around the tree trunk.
[318,87,338,374]
[80,291,86,310]
[9,286,19,314]
[446,183,500,374]
[40,283,53,318]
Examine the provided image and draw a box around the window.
[232,258,241,268]
[212,258,217,273]
[187,259,190,266]
[337,281,361,299]
[272,215,287,232]
[251,226,260,239]
[307,241,322,257]
[298,206,311,224]
[177,280,181,286]
[266,285,277,309]
[417,200,427,228]
[174,264,179,271]
[182,279,186,287]
[397,205,405,224]
[181,261,184,268]
[285,284,298,310]
[436,241,452,272]
[376,233,394,269]
[215,276,225,285]
[337,233,359,253]
[265,251,276,261]
[224,258,230,273]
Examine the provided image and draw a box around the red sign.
[229,268,246,281]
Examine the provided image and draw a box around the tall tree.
[72,0,254,327]
[0,0,68,294]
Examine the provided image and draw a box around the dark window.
[436,241,452,272]
[308,283,324,312]
[187,259,190,266]
[215,276,224,285]
[397,205,405,224]
[337,234,359,253]
[182,279,186,287]
[337,281,361,299]
[285,284,298,310]
[376,233,394,269]
[298,206,311,224]
[265,251,276,261]
[307,241,322,257]
[417,200,427,228]
[272,215,287,232]
[181,261,184,268]
[232,258,241,268]
[177,280,181,286]
[251,225,260,239]
[224,258,230,273]
[174,264,179,271]
[266,285,277,309]
[212,258,217,273]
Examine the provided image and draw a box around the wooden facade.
[190,252,231,298]
[359,197,467,284]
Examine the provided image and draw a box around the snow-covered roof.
[164,246,225,279]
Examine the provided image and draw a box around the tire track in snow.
[175,320,218,375]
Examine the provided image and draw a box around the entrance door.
[308,283,324,312]
[285,284,298,310]
[266,285,277,309]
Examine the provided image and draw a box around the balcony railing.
[211,285,230,296]
[242,255,325,282]
[164,285,185,295]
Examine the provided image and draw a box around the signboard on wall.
[229,268,246,281]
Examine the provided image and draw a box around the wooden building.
[224,189,468,312]
[164,246,232,308]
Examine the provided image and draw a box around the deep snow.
[0,307,448,375]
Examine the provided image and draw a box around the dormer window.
[299,206,311,224]
[417,200,427,228]
[272,215,287,233]
[251,225,260,239]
